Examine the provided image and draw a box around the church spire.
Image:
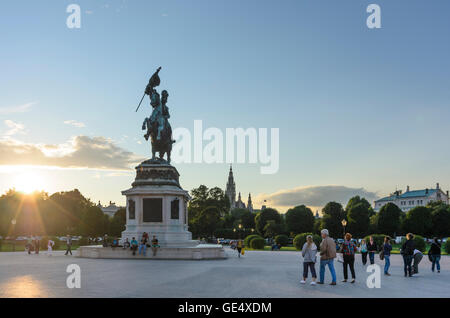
[247,193,253,212]
[225,164,236,211]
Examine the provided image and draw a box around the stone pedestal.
[121,158,197,247]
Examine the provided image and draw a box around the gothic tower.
[225,165,236,210]
[247,193,253,212]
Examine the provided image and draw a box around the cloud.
[253,185,379,213]
[64,120,86,128]
[4,120,25,136]
[0,102,36,115]
[0,135,144,171]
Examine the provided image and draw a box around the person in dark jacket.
[429,238,441,273]
[383,236,393,276]
[340,233,357,283]
[401,233,415,277]
[367,236,378,265]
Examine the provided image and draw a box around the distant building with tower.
[225,165,254,212]
[374,183,449,212]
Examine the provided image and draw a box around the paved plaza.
[0,248,448,298]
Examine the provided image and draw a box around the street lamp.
[238,224,242,240]
[11,219,16,252]
[341,219,347,237]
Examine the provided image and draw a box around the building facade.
[97,201,123,217]
[374,183,449,212]
[225,165,254,212]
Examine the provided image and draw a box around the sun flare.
[14,173,46,194]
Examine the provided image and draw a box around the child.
[47,239,55,256]
[301,235,317,285]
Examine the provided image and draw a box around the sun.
[14,173,46,194]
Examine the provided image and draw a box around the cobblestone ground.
[0,248,448,297]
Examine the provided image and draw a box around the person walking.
[401,233,415,277]
[340,233,357,283]
[429,238,441,273]
[382,236,392,276]
[47,238,55,256]
[236,239,243,258]
[367,236,377,265]
[318,229,337,285]
[26,237,33,254]
[65,235,72,256]
[359,239,368,265]
[301,235,317,285]
[413,248,423,275]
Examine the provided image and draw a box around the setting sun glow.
[14,173,46,194]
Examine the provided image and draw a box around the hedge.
[364,234,390,250]
[250,237,265,249]
[244,234,263,248]
[445,240,450,254]
[293,233,321,251]
[401,235,426,253]
[275,234,289,247]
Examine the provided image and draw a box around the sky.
[1,0,450,213]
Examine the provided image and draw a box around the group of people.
[300,229,443,285]
[25,235,73,256]
[122,233,160,257]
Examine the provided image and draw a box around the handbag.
[336,253,344,263]
[379,249,384,260]
[241,248,245,255]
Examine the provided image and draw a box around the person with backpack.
[367,236,377,265]
[382,236,392,276]
[340,233,357,283]
[359,239,368,266]
[301,235,317,285]
[401,233,415,277]
[429,237,441,273]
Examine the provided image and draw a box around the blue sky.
[1,0,449,212]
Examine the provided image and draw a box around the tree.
[193,206,222,238]
[430,205,450,238]
[346,203,370,238]
[320,202,346,238]
[285,205,314,235]
[109,208,126,237]
[255,208,281,236]
[402,206,432,236]
[346,195,375,217]
[231,208,256,230]
[377,203,402,236]
[263,220,282,238]
[79,205,107,237]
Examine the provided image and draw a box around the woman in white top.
[47,239,55,256]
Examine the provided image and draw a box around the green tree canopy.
[320,202,345,238]
[402,206,432,236]
[346,202,370,238]
[377,203,402,236]
[430,205,450,238]
[255,208,281,236]
[285,205,314,235]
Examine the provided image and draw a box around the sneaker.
[342,279,347,283]
[317,282,324,285]
[384,273,391,276]
[300,280,306,284]
[351,279,355,283]
[330,282,336,286]
[438,270,440,273]
[310,281,316,286]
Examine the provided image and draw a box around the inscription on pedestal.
[143,198,163,222]
[171,198,179,219]
[128,199,135,219]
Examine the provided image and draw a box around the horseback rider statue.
[137,67,175,163]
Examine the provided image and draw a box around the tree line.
[188,186,450,240]
[0,189,125,238]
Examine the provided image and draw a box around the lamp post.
[238,224,242,240]
[341,219,347,237]
[11,219,16,252]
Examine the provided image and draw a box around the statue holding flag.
[137,67,174,163]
